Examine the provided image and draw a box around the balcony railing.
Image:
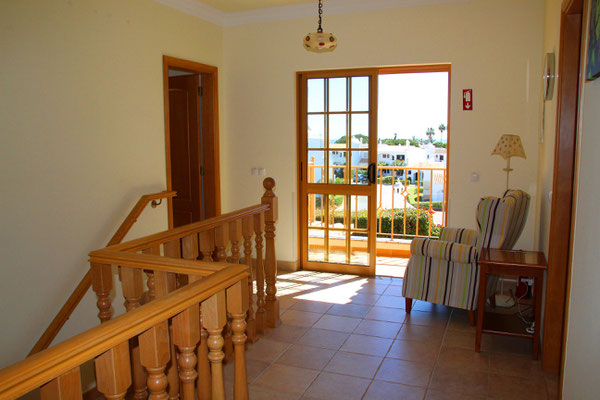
[308,162,447,240]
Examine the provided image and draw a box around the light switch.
[470,172,480,182]
[258,168,266,176]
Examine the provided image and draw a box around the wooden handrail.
[106,203,270,253]
[88,250,231,276]
[28,190,176,356]
[1,265,249,400]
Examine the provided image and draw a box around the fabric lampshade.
[491,134,526,160]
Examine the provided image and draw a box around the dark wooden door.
[168,74,203,227]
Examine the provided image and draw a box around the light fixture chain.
[317,0,323,33]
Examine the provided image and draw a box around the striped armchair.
[402,190,530,321]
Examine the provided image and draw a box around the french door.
[298,69,378,276]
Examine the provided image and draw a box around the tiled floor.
[224,270,558,400]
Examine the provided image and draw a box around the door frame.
[296,64,451,275]
[162,55,221,228]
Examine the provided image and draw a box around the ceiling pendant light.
[303,0,337,53]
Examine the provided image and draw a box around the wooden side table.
[475,248,547,359]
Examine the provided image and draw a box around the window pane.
[307,78,325,112]
[350,151,369,185]
[307,114,325,148]
[307,150,324,183]
[308,229,325,262]
[308,194,325,228]
[328,151,347,184]
[350,232,369,266]
[328,77,347,112]
[350,113,369,148]
[328,114,347,147]
[328,194,346,228]
[351,77,369,111]
[328,230,347,264]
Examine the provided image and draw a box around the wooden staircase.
[0,178,280,400]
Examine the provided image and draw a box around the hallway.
[223,271,557,399]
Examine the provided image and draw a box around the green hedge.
[316,208,441,238]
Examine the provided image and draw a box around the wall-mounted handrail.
[27,190,176,357]
[1,265,249,400]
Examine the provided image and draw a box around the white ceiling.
[154,0,472,27]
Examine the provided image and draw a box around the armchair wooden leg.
[405,298,412,313]
[467,310,475,326]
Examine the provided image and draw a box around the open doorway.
[162,56,221,228]
[375,66,450,278]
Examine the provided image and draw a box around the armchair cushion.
[411,238,477,264]
[438,227,478,246]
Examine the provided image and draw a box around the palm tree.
[438,123,446,142]
[426,127,435,143]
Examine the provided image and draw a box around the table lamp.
[492,134,526,190]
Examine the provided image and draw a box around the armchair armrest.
[439,227,478,246]
[411,238,477,264]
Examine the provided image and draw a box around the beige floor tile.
[313,314,361,333]
[481,334,533,356]
[389,277,404,286]
[436,346,489,372]
[354,319,402,339]
[340,333,393,357]
[297,328,350,350]
[404,310,449,328]
[365,306,407,323]
[488,373,547,400]
[396,324,445,343]
[447,310,476,333]
[263,323,309,343]
[276,344,336,370]
[247,386,302,400]
[304,372,370,400]
[324,351,383,379]
[424,389,486,400]
[347,292,381,305]
[291,299,334,314]
[384,285,405,296]
[327,303,371,318]
[428,366,488,397]
[245,338,290,363]
[412,302,452,314]
[376,295,407,309]
[357,283,389,294]
[223,358,270,384]
[253,364,319,395]
[375,358,433,387]
[280,309,323,328]
[489,353,544,378]
[387,339,441,365]
[364,380,426,400]
[442,330,476,350]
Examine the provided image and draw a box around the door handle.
[368,163,376,184]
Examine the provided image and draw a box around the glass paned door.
[300,70,378,276]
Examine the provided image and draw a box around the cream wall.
[0,0,222,367]
[562,13,600,400]
[221,0,544,262]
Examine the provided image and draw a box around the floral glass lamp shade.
[303,0,337,53]
[492,134,526,190]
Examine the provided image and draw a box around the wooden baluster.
[91,262,113,323]
[40,367,82,400]
[153,265,178,400]
[241,216,257,342]
[262,178,280,328]
[139,322,170,400]
[199,229,216,262]
[254,213,266,334]
[229,220,242,264]
[214,224,229,262]
[165,239,185,288]
[173,299,200,400]
[227,279,250,400]
[201,291,227,400]
[121,266,147,400]
[196,322,212,400]
[182,234,199,260]
[143,245,161,302]
[95,341,132,400]
[168,325,180,400]
[214,224,234,362]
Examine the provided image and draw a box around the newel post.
[261,177,280,328]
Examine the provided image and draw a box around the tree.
[426,127,435,143]
[392,160,406,167]
[438,123,446,142]
[334,136,347,144]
